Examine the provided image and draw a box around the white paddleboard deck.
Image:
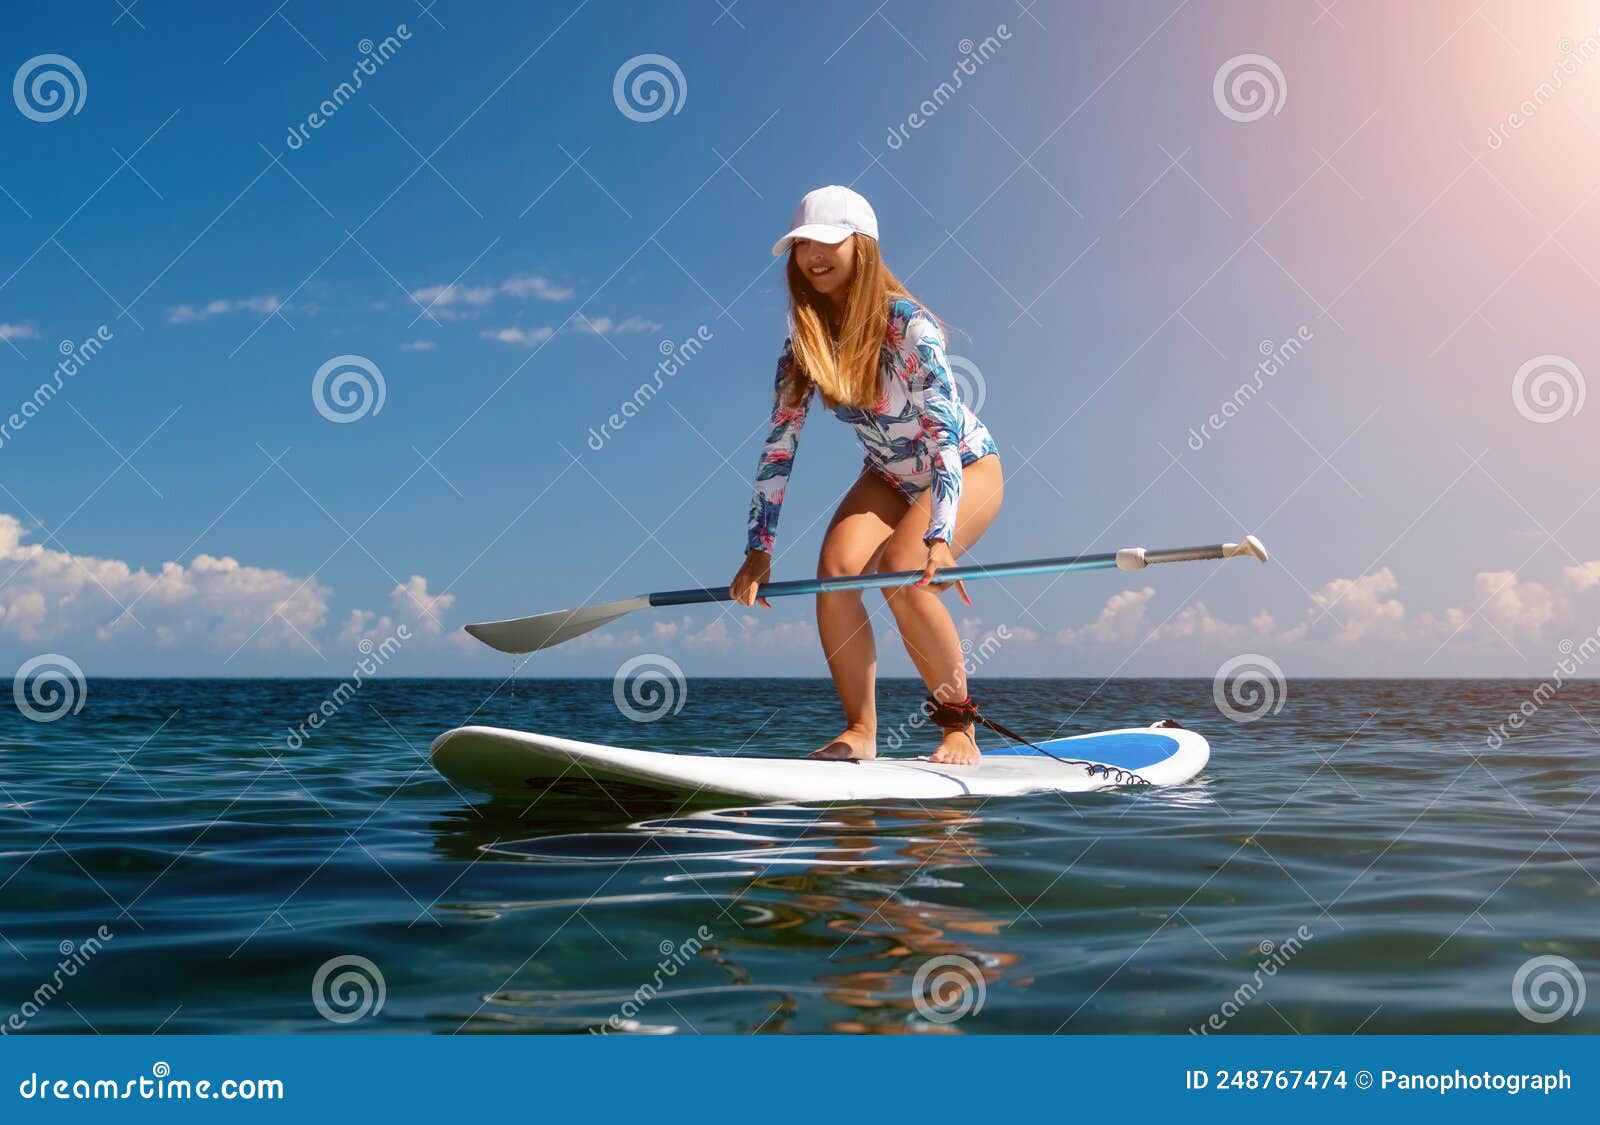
[429,722,1209,803]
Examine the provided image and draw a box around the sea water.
[0,677,1595,1034]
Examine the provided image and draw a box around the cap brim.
[771,223,856,257]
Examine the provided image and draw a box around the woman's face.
[794,235,855,301]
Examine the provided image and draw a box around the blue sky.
[3,1,1599,678]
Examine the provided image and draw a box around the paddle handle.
[648,538,1266,608]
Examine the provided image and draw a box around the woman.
[729,185,1004,767]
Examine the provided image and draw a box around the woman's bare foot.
[806,726,877,761]
[928,722,980,766]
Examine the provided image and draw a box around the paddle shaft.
[461,536,1265,653]
[648,542,1237,608]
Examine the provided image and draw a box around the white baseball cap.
[771,185,879,257]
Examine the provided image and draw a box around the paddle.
[462,534,1269,655]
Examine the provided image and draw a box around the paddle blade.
[1225,534,1269,564]
[464,595,650,654]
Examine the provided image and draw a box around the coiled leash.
[925,695,1155,787]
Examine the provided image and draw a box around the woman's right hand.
[729,549,773,608]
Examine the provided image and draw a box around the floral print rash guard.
[746,297,998,554]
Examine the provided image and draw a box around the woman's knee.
[818,546,872,580]
[876,538,925,575]
[876,542,929,605]
[819,518,897,580]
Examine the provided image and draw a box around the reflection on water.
[442,804,1023,1033]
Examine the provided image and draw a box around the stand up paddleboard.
[429,722,1209,803]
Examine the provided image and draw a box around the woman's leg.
[877,455,1005,765]
[808,469,910,760]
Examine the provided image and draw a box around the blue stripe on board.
[981,731,1179,769]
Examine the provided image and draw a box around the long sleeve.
[746,340,813,554]
[900,308,965,544]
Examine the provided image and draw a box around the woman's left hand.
[916,538,971,605]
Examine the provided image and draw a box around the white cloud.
[336,608,382,647]
[0,513,464,663]
[409,283,495,309]
[1413,568,1582,649]
[1473,570,1557,643]
[482,326,555,347]
[682,618,732,648]
[1564,561,1600,592]
[400,340,436,351]
[399,275,574,330]
[0,512,328,651]
[482,316,659,345]
[409,276,574,315]
[337,576,457,646]
[740,618,819,648]
[1299,568,1405,645]
[1057,586,1155,645]
[0,323,39,341]
[1415,605,1468,640]
[1291,564,1590,653]
[1152,601,1244,643]
[1051,590,1275,649]
[683,613,820,650]
[403,273,647,339]
[167,296,281,325]
[390,575,456,636]
[501,275,573,301]
[574,315,661,335]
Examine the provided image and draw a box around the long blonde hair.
[782,234,941,410]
